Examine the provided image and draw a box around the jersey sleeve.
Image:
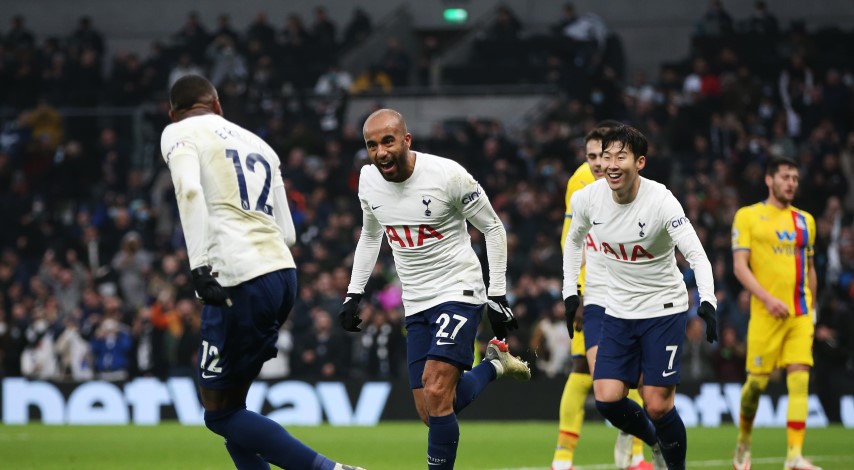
[562,188,592,299]
[161,124,199,165]
[161,125,209,269]
[806,212,816,257]
[731,207,752,252]
[448,162,488,218]
[661,191,694,242]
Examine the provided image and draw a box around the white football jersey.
[566,177,711,319]
[161,114,295,286]
[356,153,489,315]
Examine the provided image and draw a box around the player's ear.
[168,109,178,123]
[404,132,412,149]
[636,154,646,171]
[212,98,224,117]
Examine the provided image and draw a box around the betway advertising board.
[3,377,853,427]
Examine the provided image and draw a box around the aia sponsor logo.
[586,234,654,261]
[385,225,444,248]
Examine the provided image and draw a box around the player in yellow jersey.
[731,157,821,470]
[551,124,651,470]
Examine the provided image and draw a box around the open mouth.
[608,172,622,184]
[377,160,396,174]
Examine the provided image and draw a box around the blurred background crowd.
[0,1,853,421]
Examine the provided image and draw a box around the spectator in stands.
[292,307,349,378]
[486,5,523,41]
[21,305,58,379]
[778,52,814,137]
[745,1,778,36]
[211,13,240,47]
[377,37,412,87]
[172,11,210,63]
[168,52,204,89]
[90,317,133,380]
[711,324,746,382]
[682,315,716,384]
[311,6,337,47]
[68,16,105,60]
[280,13,310,47]
[111,231,151,310]
[529,300,570,378]
[314,62,353,97]
[246,12,276,45]
[109,52,147,106]
[4,15,36,49]
[554,3,609,72]
[343,7,372,48]
[694,0,734,37]
[55,314,93,381]
[207,35,248,90]
[351,64,393,95]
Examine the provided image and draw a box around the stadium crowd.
[0,2,853,421]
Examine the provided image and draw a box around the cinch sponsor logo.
[461,187,482,205]
[671,216,690,228]
[385,225,444,248]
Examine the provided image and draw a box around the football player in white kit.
[562,126,718,470]
[338,109,531,469]
[162,75,364,470]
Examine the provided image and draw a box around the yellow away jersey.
[562,163,595,294]
[731,202,815,318]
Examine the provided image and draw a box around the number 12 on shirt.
[225,148,272,215]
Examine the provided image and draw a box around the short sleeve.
[806,212,816,257]
[731,207,751,252]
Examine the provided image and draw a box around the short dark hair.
[586,119,623,143]
[169,75,216,113]
[601,125,648,159]
[766,156,798,176]
[595,119,623,129]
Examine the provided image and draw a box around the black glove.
[697,300,718,343]
[564,295,581,339]
[338,293,364,332]
[191,266,230,306]
[486,295,518,340]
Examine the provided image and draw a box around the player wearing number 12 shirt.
[161,74,364,470]
[338,109,530,469]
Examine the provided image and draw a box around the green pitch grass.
[1,422,852,469]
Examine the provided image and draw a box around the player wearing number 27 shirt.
[338,109,530,469]
[562,126,718,470]
[161,74,364,470]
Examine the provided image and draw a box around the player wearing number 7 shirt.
[562,126,718,470]
[338,109,530,469]
[161,74,364,470]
